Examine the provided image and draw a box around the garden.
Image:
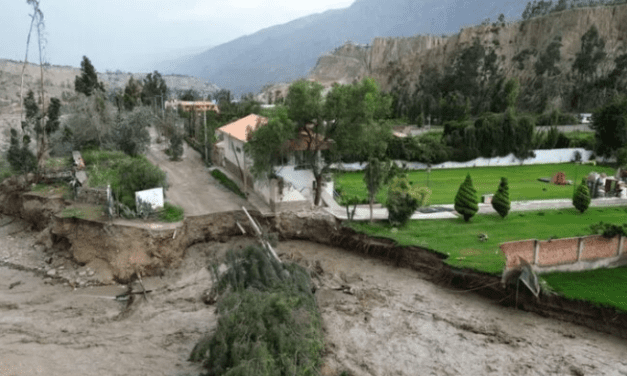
[335,162,616,205]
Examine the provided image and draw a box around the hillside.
[162,0,527,96]
[306,4,627,113]
[0,59,219,116]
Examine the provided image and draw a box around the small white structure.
[579,113,592,124]
[135,187,164,210]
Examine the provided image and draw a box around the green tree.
[590,95,627,159]
[245,105,294,180]
[74,56,104,96]
[385,177,419,227]
[535,36,562,77]
[573,25,606,81]
[112,107,152,156]
[123,77,142,111]
[573,178,591,213]
[363,157,390,222]
[6,129,36,174]
[492,177,511,218]
[454,174,479,222]
[141,71,168,107]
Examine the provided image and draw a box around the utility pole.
[204,108,208,165]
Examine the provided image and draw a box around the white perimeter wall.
[275,165,334,201]
[333,148,603,171]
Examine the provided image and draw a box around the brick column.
[618,234,624,256]
[577,237,584,261]
[533,239,539,265]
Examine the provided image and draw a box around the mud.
[2,215,627,376]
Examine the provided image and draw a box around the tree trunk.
[314,173,322,206]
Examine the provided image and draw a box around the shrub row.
[210,169,246,199]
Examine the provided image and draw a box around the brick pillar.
[577,237,584,261]
[533,239,539,265]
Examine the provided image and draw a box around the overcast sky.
[1,0,355,73]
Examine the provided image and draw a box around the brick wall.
[537,237,579,266]
[501,240,535,269]
[501,234,625,271]
[582,235,619,260]
[76,187,107,206]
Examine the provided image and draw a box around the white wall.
[333,148,600,172]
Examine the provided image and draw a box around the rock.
[78,280,86,287]
[58,265,65,270]
[88,270,95,276]
[47,269,56,277]
[79,271,86,276]
[33,244,46,253]
[45,257,53,264]
[35,227,54,250]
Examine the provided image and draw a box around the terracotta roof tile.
[217,114,268,142]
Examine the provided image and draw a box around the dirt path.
[276,240,627,376]
[144,126,253,216]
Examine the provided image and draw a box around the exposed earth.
[2,216,627,376]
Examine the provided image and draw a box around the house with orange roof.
[214,114,336,210]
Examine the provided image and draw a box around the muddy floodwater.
[1,220,627,376]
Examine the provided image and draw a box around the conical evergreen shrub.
[573,178,591,213]
[492,177,510,218]
[454,173,478,222]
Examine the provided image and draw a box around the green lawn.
[335,163,615,205]
[542,268,627,312]
[349,206,627,274]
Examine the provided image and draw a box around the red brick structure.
[537,237,579,266]
[501,234,626,272]
[582,235,620,260]
[551,171,567,185]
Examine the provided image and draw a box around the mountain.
[307,3,627,113]
[160,0,526,96]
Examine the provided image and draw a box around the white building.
[214,114,335,211]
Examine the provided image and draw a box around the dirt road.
[144,126,253,216]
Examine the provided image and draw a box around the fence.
[333,148,600,171]
[501,234,627,273]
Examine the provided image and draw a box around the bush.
[385,177,419,227]
[454,173,479,222]
[84,150,167,210]
[111,108,152,156]
[6,129,37,174]
[190,245,323,376]
[589,221,627,238]
[211,169,246,198]
[159,202,184,222]
[492,177,510,218]
[573,178,591,213]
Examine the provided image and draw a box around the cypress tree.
[492,177,511,218]
[573,178,591,213]
[454,173,479,222]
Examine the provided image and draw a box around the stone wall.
[501,234,626,273]
[76,187,107,206]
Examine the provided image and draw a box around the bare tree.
[19,0,43,127]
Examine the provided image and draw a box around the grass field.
[335,163,616,205]
[542,268,627,312]
[349,206,627,274]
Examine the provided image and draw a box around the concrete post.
[618,234,624,256]
[577,237,584,261]
[533,239,539,265]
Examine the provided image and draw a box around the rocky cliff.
[309,4,627,98]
